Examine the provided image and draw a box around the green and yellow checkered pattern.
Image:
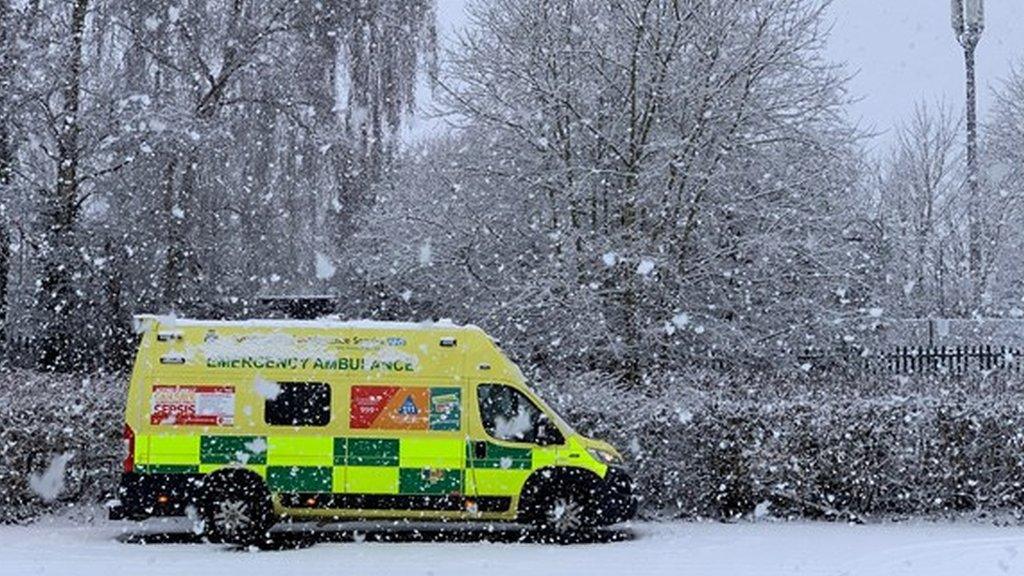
[134,434,533,496]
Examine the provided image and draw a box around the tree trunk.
[37,0,89,371]
[0,0,13,357]
[161,155,182,309]
[102,237,131,370]
[0,216,8,358]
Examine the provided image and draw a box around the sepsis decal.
[350,386,461,431]
[151,385,235,426]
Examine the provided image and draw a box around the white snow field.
[3,515,1024,576]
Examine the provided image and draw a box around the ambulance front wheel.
[200,469,276,545]
[537,492,589,537]
[520,469,599,540]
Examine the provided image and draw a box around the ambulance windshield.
[530,388,576,437]
[487,337,576,436]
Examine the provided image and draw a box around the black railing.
[798,345,1021,375]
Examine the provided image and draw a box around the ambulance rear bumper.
[109,473,203,520]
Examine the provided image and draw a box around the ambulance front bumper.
[595,466,637,525]
[109,472,203,520]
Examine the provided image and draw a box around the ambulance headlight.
[587,448,621,466]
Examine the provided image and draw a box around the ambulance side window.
[478,384,558,444]
[264,382,331,426]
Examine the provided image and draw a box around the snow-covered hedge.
[552,371,1024,521]
[0,370,124,523]
[4,368,1024,523]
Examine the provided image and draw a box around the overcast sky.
[825,0,1024,151]
[426,0,1024,151]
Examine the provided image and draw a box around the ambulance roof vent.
[156,331,183,342]
[439,337,457,347]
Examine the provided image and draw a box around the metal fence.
[799,345,1022,376]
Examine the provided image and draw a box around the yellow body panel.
[123,315,615,522]
[266,437,334,467]
[398,438,464,467]
[346,467,398,494]
[147,435,199,465]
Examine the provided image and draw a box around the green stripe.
[348,438,399,467]
[136,464,199,474]
[333,437,347,466]
[200,436,267,465]
[399,468,463,494]
[267,465,333,492]
[470,442,533,469]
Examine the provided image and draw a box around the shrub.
[4,368,1024,523]
[550,370,1024,521]
[0,370,124,523]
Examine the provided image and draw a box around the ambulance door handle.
[473,441,487,460]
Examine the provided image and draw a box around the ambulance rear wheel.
[201,470,275,545]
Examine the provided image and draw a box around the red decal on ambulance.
[350,385,431,430]
[349,385,399,429]
[151,385,235,426]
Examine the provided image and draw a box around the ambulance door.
[467,382,563,514]
[345,384,466,513]
[392,385,466,512]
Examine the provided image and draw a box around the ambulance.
[110,315,635,543]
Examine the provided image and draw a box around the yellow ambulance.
[110,315,635,542]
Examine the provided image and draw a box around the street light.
[951,0,984,303]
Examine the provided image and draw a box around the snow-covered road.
[3,515,1024,576]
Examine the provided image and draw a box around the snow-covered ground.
[3,514,1024,576]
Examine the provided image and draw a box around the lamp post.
[952,0,984,304]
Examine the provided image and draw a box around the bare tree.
[35,0,90,370]
[0,0,14,353]
[364,0,865,386]
[0,0,435,369]
[116,0,437,309]
[983,64,1024,310]
[875,103,964,317]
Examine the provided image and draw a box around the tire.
[200,470,275,545]
[520,470,598,541]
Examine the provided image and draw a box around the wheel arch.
[202,466,268,489]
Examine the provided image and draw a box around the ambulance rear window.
[264,382,331,426]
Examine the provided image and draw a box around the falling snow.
[253,376,281,400]
[28,453,74,503]
[494,408,534,441]
[636,259,655,276]
[314,252,336,280]
[418,240,433,267]
[4,1,1024,568]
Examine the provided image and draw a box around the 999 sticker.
[151,385,235,426]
